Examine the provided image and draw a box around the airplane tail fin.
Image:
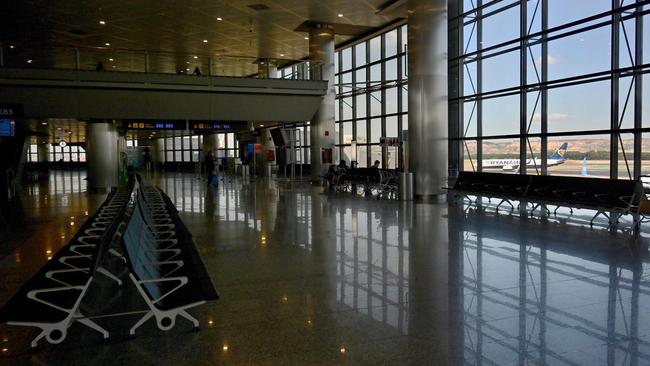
[550,142,568,160]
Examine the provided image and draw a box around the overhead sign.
[123,120,186,130]
[0,104,23,117]
[380,137,400,147]
[190,121,248,132]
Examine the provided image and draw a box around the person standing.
[205,151,216,186]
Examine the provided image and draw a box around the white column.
[86,122,119,190]
[309,24,336,184]
[408,0,449,198]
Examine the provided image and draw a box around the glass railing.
[0,45,323,80]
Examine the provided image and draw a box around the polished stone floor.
[1,170,650,365]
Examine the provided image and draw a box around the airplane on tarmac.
[482,143,568,172]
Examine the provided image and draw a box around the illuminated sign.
[190,121,247,131]
[123,120,186,130]
[0,119,15,137]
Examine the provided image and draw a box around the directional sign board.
[123,120,187,130]
[190,121,248,132]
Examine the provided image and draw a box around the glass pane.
[386,116,398,138]
[342,122,352,144]
[385,58,397,81]
[547,81,610,133]
[482,50,519,92]
[619,134,634,180]
[370,118,382,143]
[385,29,398,58]
[342,97,353,120]
[370,91,382,116]
[548,0,610,29]
[357,145,368,167]
[547,26,611,81]
[463,140,478,172]
[548,135,609,178]
[483,95,520,136]
[355,42,366,66]
[183,150,190,162]
[356,94,367,119]
[385,87,398,115]
[370,36,381,63]
[370,146,382,167]
[342,48,352,71]
[356,120,367,143]
[482,3,520,48]
[481,138,520,174]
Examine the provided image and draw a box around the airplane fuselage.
[482,158,565,171]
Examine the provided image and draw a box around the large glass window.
[454,1,644,179]
[335,24,407,168]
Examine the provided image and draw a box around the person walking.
[205,151,217,187]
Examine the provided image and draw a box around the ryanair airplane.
[482,143,568,172]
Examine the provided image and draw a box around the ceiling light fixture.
[193,56,198,59]
[9,45,14,49]
[203,39,208,43]
[105,42,110,46]
[338,13,343,17]
[41,122,47,125]
[99,20,106,25]
[280,53,284,57]
[27,59,33,64]
[304,37,308,40]
[217,17,223,21]
[109,58,114,62]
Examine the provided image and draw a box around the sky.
[461,0,650,137]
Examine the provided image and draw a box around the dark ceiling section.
[0,0,403,76]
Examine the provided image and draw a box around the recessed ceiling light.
[105,42,110,46]
[304,37,309,40]
[109,58,114,62]
[57,127,62,131]
[27,59,32,64]
[259,124,264,127]
[203,39,208,43]
[186,61,190,64]
[99,20,106,25]
[217,17,223,21]
[280,54,284,57]
[41,122,47,125]
[193,55,198,59]
[9,45,14,49]
[260,61,264,65]
[338,14,343,17]
[186,68,190,71]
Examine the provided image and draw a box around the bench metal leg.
[96,266,123,286]
[75,312,109,340]
[590,211,610,227]
[496,199,514,213]
[129,311,155,336]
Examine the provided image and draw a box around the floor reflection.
[454,204,650,365]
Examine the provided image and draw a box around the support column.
[309,24,336,184]
[203,133,218,156]
[37,143,49,164]
[408,0,449,198]
[86,121,118,190]
[257,60,278,78]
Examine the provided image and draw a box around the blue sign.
[0,118,15,137]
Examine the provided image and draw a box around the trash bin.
[398,172,414,201]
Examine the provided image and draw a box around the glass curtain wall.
[162,133,238,163]
[453,0,650,179]
[335,24,408,169]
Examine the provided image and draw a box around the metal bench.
[446,171,643,230]
[119,177,218,336]
[0,188,130,347]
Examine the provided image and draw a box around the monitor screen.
[0,119,15,137]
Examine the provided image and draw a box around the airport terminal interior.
[2,0,650,365]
